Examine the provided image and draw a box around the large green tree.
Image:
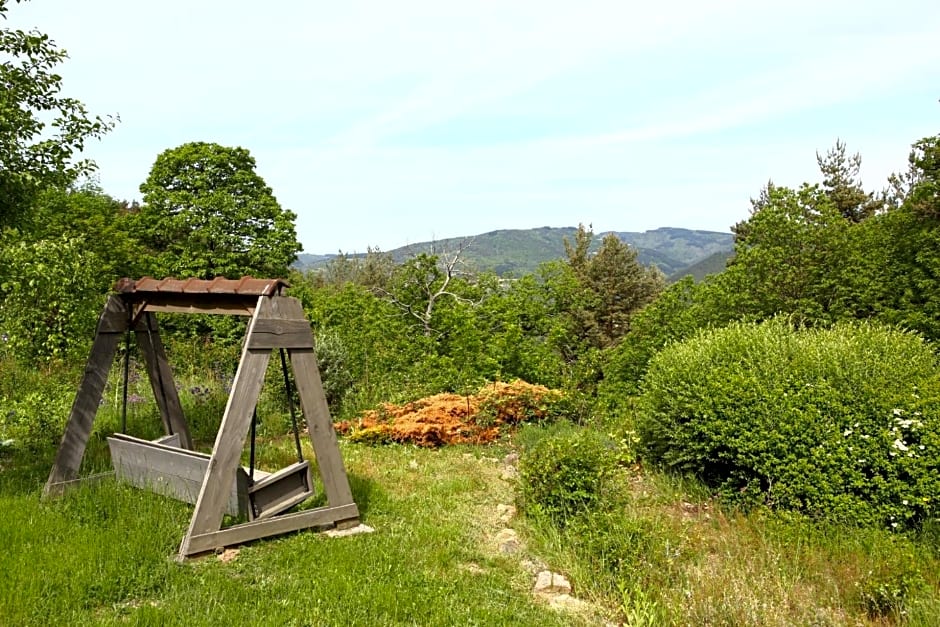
[560,224,664,352]
[0,0,115,228]
[137,142,302,279]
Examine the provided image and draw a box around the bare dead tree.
[380,238,479,336]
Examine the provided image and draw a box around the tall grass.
[516,420,940,625]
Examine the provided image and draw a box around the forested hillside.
[4,1,940,622]
[295,225,734,278]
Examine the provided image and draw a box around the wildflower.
[0,333,7,342]
[893,408,903,416]
[843,428,853,437]
[893,439,909,452]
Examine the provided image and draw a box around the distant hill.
[668,249,735,282]
[295,226,734,279]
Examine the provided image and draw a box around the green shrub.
[313,329,354,411]
[0,388,73,452]
[858,566,925,621]
[638,319,940,529]
[518,423,613,524]
[0,235,106,361]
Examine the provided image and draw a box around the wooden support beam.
[135,313,193,450]
[178,295,271,557]
[140,302,254,316]
[246,318,314,350]
[43,296,126,497]
[277,298,358,517]
[181,503,359,557]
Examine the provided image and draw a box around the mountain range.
[295,226,735,281]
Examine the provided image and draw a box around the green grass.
[0,443,579,626]
[6,351,940,625]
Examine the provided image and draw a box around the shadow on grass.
[0,447,55,497]
[348,471,378,518]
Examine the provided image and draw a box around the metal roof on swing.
[113,277,291,315]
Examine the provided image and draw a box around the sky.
[8,0,940,254]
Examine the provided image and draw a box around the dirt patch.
[335,380,561,447]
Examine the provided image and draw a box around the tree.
[816,139,877,222]
[28,183,141,280]
[0,0,115,228]
[317,247,395,290]
[0,232,104,359]
[382,242,479,337]
[136,142,302,279]
[560,224,664,351]
[905,135,940,220]
[586,233,665,346]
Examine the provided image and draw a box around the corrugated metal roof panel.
[114,276,289,297]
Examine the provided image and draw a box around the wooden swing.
[43,277,360,559]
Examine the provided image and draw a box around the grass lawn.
[0,441,590,626]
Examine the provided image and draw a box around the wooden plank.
[290,347,357,510]
[140,302,254,316]
[108,434,247,516]
[153,433,181,447]
[248,460,313,520]
[45,471,115,493]
[246,318,314,350]
[181,503,360,557]
[179,295,271,556]
[136,313,193,450]
[275,296,358,517]
[43,296,126,497]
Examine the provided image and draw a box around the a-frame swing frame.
[43,277,360,559]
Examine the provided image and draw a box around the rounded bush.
[519,423,613,524]
[638,319,940,529]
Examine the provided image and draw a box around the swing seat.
[108,433,253,517]
[108,433,316,521]
[248,460,314,520]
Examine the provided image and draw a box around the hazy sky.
[8,1,940,253]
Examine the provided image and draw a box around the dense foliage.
[638,320,940,529]
[0,0,115,228]
[136,142,302,280]
[518,422,614,524]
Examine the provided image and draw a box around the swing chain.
[279,348,305,464]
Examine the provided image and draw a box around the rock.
[460,562,486,575]
[533,570,572,595]
[495,528,521,554]
[548,593,591,612]
[503,452,520,466]
[217,548,240,563]
[520,558,548,574]
[324,524,375,538]
[496,503,517,523]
